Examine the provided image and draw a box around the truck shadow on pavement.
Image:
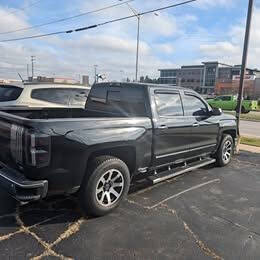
[0,149,258,224]
[0,151,260,259]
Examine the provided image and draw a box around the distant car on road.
[0,83,90,108]
[207,95,258,113]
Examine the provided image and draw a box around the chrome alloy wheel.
[222,140,232,164]
[95,169,124,207]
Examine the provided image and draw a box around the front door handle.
[193,123,199,127]
[158,125,168,129]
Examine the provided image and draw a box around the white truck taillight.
[25,131,51,167]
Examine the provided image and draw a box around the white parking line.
[150,178,221,209]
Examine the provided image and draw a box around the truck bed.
[0,107,130,120]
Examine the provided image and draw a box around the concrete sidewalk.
[240,144,260,153]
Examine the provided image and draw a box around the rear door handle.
[193,123,199,127]
[158,125,168,129]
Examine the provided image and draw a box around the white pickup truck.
[0,83,90,108]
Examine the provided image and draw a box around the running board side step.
[148,158,216,184]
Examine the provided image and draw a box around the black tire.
[241,106,247,114]
[215,134,234,167]
[236,106,247,114]
[79,155,130,217]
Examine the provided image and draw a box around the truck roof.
[0,83,90,89]
[94,82,192,92]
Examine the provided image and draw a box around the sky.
[0,0,260,83]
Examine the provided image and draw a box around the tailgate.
[251,101,258,110]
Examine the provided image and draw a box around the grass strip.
[241,136,260,147]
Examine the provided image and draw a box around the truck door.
[151,89,193,166]
[220,96,233,110]
[182,92,219,157]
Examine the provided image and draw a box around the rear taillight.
[10,124,24,164]
[25,131,51,168]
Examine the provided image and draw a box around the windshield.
[0,85,23,102]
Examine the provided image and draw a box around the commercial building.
[82,75,90,86]
[158,62,260,96]
[216,75,260,98]
[25,76,90,87]
[0,78,22,84]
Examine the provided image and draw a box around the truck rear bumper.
[0,163,48,202]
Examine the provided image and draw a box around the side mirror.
[211,107,222,116]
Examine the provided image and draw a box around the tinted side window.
[0,86,23,102]
[70,89,89,107]
[155,92,183,117]
[220,96,231,101]
[31,88,71,105]
[183,95,208,116]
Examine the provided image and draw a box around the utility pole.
[94,65,98,83]
[236,0,254,151]
[31,56,35,79]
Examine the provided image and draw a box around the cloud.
[200,42,240,56]
[193,0,234,8]
[0,7,29,34]
[0,2,181,81]
[154,43,175,54]
[65,34,151,55]
[2,0,258,84]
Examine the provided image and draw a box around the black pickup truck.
[0,82,237,216]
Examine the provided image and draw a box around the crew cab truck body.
[207,95,258,113]
[0,83,237,216]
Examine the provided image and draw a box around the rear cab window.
[0,85,23,102]
[86,83,148,117]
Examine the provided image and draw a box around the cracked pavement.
[0,150,260,259]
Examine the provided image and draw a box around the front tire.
[80,156,130,217]
[216,134,234,167]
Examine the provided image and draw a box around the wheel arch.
[86,145,137,176]
[222,129,237,142]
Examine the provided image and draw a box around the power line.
[0,0,134,35]
[0,0,196,43]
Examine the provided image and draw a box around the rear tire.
[79,156,130,217]
[236,106,247,114]
[215,134,234,167]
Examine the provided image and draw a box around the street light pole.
[135,15,140,82]
[27,64,29,79]
[236,0,254,151]
[119,1,159,82]
[31,56,35,79]
[125,3,140,82]
[94,65,98,83]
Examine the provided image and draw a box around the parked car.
[207,95,258,113]
[0,83,90,108]
[0,82,237,216]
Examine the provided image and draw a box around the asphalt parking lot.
[1,151,260,260]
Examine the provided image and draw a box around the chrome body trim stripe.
[156,144,216,159]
